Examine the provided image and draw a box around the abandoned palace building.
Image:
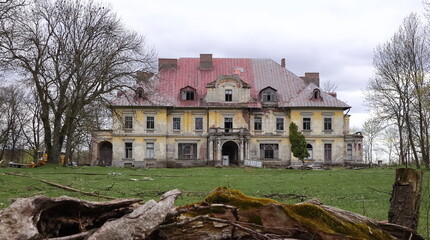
[91,54,363,168]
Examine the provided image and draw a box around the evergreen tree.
[289,122,309,166]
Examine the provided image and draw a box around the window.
[306,144,313,159]
[312,89,321,100]
[324,118,332,131]
[224,117,233,132]
[346,144,352,160]
[173,117,181,130]
[324,143,332,163]
[254,117,262,130]
[182,90,195,100]
[146,116,155,130]
[303,118,311,130]
[124,116,133,129]
[260,144,279,159]
[178,143,197,159]
[195,117,203,131]
[146,142,154,159]
[225,89,232,102]
[125,142,133,159]
[276,118,284,131]
[262,89,276,102]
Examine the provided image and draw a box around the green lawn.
[0,165,428,237]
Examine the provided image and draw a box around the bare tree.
[362,118,384,164]
[0,0,155,163]
[366,13,429,168]
[321,80,338,93]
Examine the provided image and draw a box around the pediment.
[206,75,251,89]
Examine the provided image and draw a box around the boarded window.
[254,117,262,130]
[195,117,203,130]
[178,143,197,159]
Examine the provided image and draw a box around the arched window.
[135,87,144,98]
[260,87,277,102]
[306,144,313,159]
[311,89,321,100]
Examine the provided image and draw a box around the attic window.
[312,89,321,100]
[261,88,277,102]
[135,87,144,98]
[181,87,196,101]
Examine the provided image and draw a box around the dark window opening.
[125,142,133,159]
[182,90,195,100]
[303,118,311,130]
[146,116,154,129]
[260,144,279,159]
[224,117,233,132]
[276,118,284,131]
[324,118,332,131]
[225,89,232,102]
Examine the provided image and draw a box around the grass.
[0,165,428,237]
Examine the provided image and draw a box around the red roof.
[113,56,350,109]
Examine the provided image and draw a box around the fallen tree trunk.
[0,188,424,240]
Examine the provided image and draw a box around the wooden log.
[388,168,423,230]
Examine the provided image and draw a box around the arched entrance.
[222,141,239,166]
[98,141,112,166]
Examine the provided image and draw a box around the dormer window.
[260,87,277,102]
[312,89,322,100]
[135,87,144,98]
[181,86,196,101]
[225,89,232,102]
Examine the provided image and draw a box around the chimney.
[328,92,337,98]
[281,58,286,68]
[300,72,320,87]
[136,71,154,81]
[200,54,213,70]
[158,58,178,70]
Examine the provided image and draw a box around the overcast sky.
[103,0,425,129]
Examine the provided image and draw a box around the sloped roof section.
[112,55,350,110]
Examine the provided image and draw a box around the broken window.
[254,117,262,131]
[225,89,232,102]
[178,143,197,159]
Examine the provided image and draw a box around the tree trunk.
[388,168,423,230]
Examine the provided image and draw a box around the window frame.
[324,118,332,131]
[303,117,311,130]
[260,144,279,160]
[178,143,198,159]
[261,89,276,102]
[146,142,154,159]
[254,116,262,131]
[124,115,133,129]
[346,144,353,160]
[173,117,181,130]
[224,117,233,132]
[195,117,203,131]
[146,116,155,130]
[276,118,284,131]
[125,142,133,159]
[182,90,195,101]
[225,89,233,102]
[324,143,332,162]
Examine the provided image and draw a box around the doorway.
[222,141,239,166]
[98,141,113,166]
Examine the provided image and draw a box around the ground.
[0,165,428,237]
